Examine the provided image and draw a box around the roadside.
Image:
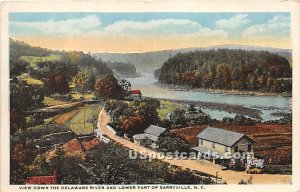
[97,107,292,184]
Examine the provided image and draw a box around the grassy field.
[53,110,79,125]
[23,76,44,85]
[70,93,95,100]
[43,93,95,107]
[157,100,186,119]
[20,54,62,67]
[44,96,69,106]
[66,104,102,135]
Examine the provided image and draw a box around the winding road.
[97,106,292,184]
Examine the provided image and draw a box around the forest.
[157,49,292,93]
[105,61,137,77]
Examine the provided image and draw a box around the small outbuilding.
[133,125,166,149]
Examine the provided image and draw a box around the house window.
[200,139,203,145]
[225,147,228,152]
[212,142,215,148]
[248,144,252,152]
[234,146,238,152]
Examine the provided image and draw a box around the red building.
[129,89,142,100]
[25,170,57,185]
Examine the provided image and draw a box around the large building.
[133,125,166,149]
[192,126,254,166]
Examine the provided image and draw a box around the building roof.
[133,134,146,140]
[130,90,141,94]
[197,126,252,147]
[191,146,228,159]
[144,125,166,137]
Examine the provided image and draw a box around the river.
[125,70,292,122]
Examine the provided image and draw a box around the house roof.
[197,126,252,147]
[144,125,166,137]
[133,134,146,140]
[130,90,141,94]
[191,146,228,159]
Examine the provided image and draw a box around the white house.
[192,126,254,166]
[133,125,166,149]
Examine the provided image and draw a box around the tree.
[54,75,70,94]
[71,69,95,96]
[170,109,186,125]
[122,116,146,136]
[95,75,126,99]
[158,133,190,153]
[10,79,44,132]
[137,98,160,126]
[118,79,131,95]
[46,74,70,95]
[10,58,29,77]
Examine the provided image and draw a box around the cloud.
[10,15,102,36]
[215,14,249,29]
[243,15,290,38]
[104,19,227,37]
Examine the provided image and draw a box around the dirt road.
[97,107,292,184]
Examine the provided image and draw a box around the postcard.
[1,0,300,192]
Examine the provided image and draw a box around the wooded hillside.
[158,49,292,93]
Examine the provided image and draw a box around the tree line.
[9,39,114,133]
[157,49,292,93]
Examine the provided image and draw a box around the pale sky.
[9,12,291,53]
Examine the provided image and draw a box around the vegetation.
[20,54,62,67]
[66,104,101,135]
[43,96,68,106]
[59,142,214,184]
[158,49,292,93]
[71,69,95,96]
[105,98,160,137]
[157,100,186,119]
[95,75,129,100]
[106,61,137,77]
[158,132,191,153]
[10,79,44,133]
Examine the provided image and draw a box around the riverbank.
[154,81,292,97]
[157,97,262,120]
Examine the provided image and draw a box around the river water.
[125,71,292,121]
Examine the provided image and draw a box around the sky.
[9,12,291,53]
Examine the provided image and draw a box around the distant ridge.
[93,44,291,69]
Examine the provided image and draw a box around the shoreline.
[156,97,262,120]
[153,81,292,97]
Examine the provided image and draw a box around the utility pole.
[84,105,86,133]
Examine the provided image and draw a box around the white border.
[1,0,300,192]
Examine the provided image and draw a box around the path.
[97,107,292,184]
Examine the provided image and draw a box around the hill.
[105,61,138,78]
[9,39,113,79]
[158,49,292,93]
[92,44,291,70]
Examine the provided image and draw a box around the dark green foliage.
[158,133,191,153]
[10,80,44,111]
[221,115,257,125]
[9,38,55,59]
[10,79,44,132]
[61,52,113,78]
[10,58,30,77]
[164,169,199,184]
[158,49,292,93]
[136,98,160,126]
[170,109,186,125]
